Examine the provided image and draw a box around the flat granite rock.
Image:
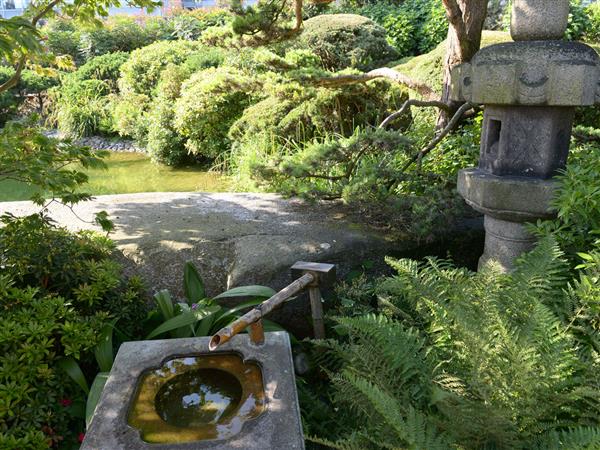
[0,192,405,336]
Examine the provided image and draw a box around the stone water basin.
[82,332,304,450]
[128,354,265,443]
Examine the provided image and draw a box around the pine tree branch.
[313,68,438,100]
[379,99,451,129]
[399,102,473,173]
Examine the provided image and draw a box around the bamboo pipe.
[209,272,315,350]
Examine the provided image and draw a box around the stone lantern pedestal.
[451,6,600,270]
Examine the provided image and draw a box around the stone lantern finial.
[510,0,570,41]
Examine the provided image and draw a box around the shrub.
[0,214,146,447]
[113,40,203,141]
[231,79,409,150]
[19,70,60,95]
[299,14,398,71]
[566,0,592,41]
[174,67,257,161]
[585,2,600,42]
[146,65,190,166]
[251,128,411,200]
[69,51,130,89]
[231,79,410,194]
[111,92,151,142]
[49,78,113,137]
[0,66,59,123]
[118,40,202,95]
[533,142,600,259]
[0,214,146,333]
[115,45,227,148]
[0,275,105,448]
[78,18,153,62]
[41,19,81,63]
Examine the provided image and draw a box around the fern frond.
[534,426,600,450]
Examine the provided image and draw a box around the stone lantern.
[451,0,600,271]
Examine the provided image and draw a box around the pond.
[0,152,232,202]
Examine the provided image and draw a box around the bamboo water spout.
[209,262,336,351]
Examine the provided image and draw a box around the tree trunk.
[438,0,488,128]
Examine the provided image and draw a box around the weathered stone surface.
[479,216,536,272]
[479,105,574,179]
[450,42,600,106]
[511,0,569,41]
[82,332,304,450]
[0,193,413,336]
[457,169,557,222]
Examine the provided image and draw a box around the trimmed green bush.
[174,67,258,161]
[230,78,409,157]
[299,14,398,71]
[118,40,202,95]
[147,65,190,166]
[69,51,130,88]
[79,20,152,62]
[146,48,230,166]
[112,40,204,141]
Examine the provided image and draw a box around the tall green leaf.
[214,285,276,299]
[209,298,266,332]
[146,307,219,339]
[184,261,205,304]
[154,289,174,320]
[57,357,89,394]
[86,372,110,428]
[94,319,117,373]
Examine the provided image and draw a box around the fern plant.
[308,238,600,450]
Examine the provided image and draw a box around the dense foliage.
[337,0,448,57]
[41,10,232,64]
[298,14,398,71]
[0,275,102,449]
[0,214,146,448]
[306,238,600,449]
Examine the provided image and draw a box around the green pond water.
[0,152,231,202]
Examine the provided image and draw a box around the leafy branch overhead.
[0,117,114,231]
[0,0,161,95]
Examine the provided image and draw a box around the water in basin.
[128,354,265,443]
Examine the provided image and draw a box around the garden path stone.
[0,192,407,335]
